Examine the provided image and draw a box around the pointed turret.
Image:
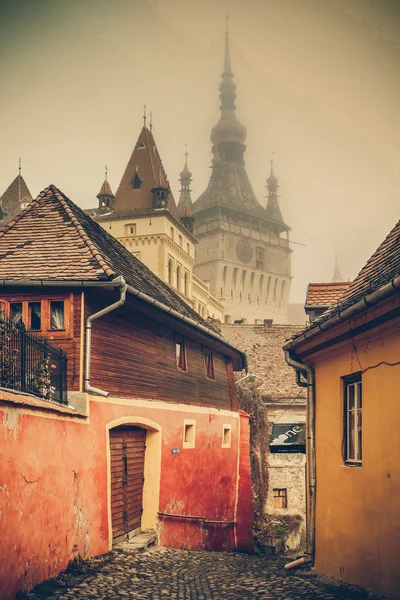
[97,167,115,211]
[177,149,193,214]
[332,253,344,282]
[151,166,170,209]
[265,158,285,226]
[0,162,33,228]
[113,121,179,218]
[180,203,195,234]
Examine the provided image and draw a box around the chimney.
[263,319,273,329]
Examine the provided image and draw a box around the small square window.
[183,420,195,449]
[273,488,287,509]
[50,301,65,330]
[28,302,41,331]
[222,425,231,448]
[204,350,215,380]
[175,337,187,372]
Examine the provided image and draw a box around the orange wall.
[308,314,400,599]
[0,397,252,600]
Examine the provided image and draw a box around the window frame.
[6,296,69,336]
[343,372,362,466]
[273,488,288,509]
[175,336,188,373]
[203,348,216,381]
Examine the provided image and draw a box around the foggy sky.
[1,0,400,304]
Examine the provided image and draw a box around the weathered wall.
[0,394,251,600]
[306,310,400,599]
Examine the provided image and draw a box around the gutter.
[284,350,315,566]
[84,276,127,397]
[0,276,247,380]
[285,275,400,351]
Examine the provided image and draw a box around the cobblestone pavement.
[38,547,383,600]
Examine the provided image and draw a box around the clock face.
[236,240,253,264]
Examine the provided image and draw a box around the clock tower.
[192,19,292,324]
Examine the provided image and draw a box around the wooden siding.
[86,294,234,410]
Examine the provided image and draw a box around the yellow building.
[87,119,224,321]
[284,220,400,599]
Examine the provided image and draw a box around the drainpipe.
[85,276,127,397]
[285,350,315,566]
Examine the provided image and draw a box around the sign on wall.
[270,423,306,453]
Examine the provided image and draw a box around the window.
[183,420,196,449]
[168,258,173,285]
[184,271,189,297]
[256,247,264,271]
[50,301,65,330]
[175,336,187,372]
[178,235,182,247]
[222,425,231,448]
[125,223,136,236]
[176,264,181,291]
[343,373,362,464]
[132,172,142,189]
[8,299,67,333]
[273,489,287,509]
[204,350,215,380]
[28,302,41,331]
[170,227,174,241]
[10,302,22,325]
[186,243,190,255]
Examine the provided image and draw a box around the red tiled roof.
[289,218,400,342]
[113,126,179,218]
[97,179,114,197]
[221,324,307,402]
[0,185,210,326]
[305,282,352,308]
[181,204,193,218]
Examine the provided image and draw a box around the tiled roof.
[97,179,114,198]
[0,185,209,325]
[113,125,179,218]
[221,324,307,403]
[0,174,33,228]
[181,204,193,218]
[289,218,400,342]
[305,282,352,308]
[0,389,85,417]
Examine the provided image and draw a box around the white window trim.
[183,419,196,449]
[345,377,362,465]
[222,424,231,448]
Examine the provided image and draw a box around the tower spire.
[150,111,153,134]
[178,144,193,215]
[143,104,147,128]
[224,11,232,74]
[18,158,22,202]
[332,253,344,282]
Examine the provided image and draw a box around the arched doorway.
[110,426,147,541]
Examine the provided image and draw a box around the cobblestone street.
[32,546,384,600]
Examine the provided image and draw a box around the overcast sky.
[1,0,400,303]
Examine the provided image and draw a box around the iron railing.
[0,315,68,404]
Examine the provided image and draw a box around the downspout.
[84,276,127,397]
[285,350,315,566]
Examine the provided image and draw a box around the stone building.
[221,322,306,551]
[192,22,292,325]
[87,118,224,321]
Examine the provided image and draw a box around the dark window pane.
[28,302,41,331]
[50,301,65,330]
[10,303,22,324]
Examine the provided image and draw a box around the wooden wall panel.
[86,294,233,410]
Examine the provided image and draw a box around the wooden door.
[110,426,146,540]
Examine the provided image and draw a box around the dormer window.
[138,141,146,149]
[132,171,142,189]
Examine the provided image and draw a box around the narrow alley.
[28,546,385,600]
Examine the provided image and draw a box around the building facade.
[0,185,253,600]
[221,322,306,551]
[87,122,224,321]
[192,23,292,325]
[285,218,400,599]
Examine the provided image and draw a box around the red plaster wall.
[0,399,253,599]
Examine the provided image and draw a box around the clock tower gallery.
[192,20,292,324]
